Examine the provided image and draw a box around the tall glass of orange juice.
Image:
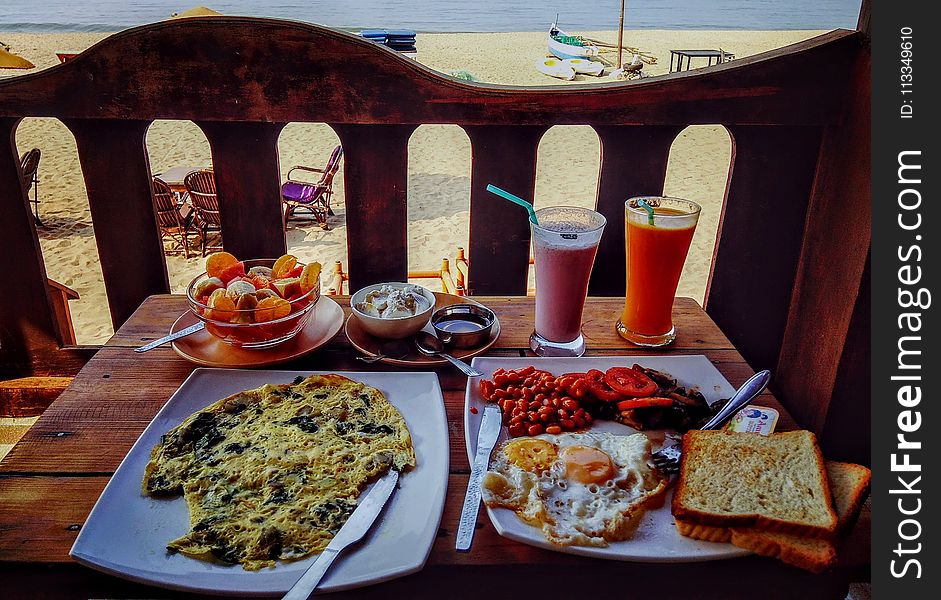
[616,196,700,347]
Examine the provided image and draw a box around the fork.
[650,370,771,474]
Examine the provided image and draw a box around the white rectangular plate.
[71,369,449,596]
[464,355,750,562]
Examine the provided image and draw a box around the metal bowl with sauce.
[430,304,495,349]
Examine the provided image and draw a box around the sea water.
[1,0,862,33]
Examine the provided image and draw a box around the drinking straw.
[486,184,538,225]
[638,198,656,226]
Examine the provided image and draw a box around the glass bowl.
[186,258,320,349]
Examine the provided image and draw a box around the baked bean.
[482,367,598,437]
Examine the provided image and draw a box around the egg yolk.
[504,438,558,474]
[559,445,615,484]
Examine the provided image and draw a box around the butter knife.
[283,469,399,600]
[134,322,204,352]
[456,404,502,552]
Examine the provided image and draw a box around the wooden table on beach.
[155,165,208,195]
[0,296,867,599]
[669,49,735,72]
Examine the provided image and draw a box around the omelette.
[142,374,415,570]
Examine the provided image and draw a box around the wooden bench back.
[0,17,870,455]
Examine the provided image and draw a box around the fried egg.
[481,432,668,547]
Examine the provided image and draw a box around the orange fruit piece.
[206,251,238,279]
[299,262,322,293]
[206,288,236,322]
[272,254,298,279]
[246,274,271,290]
[255,297,291,322]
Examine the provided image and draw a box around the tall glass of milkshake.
[530,206,606,356]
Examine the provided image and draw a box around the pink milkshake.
[530,207,606,357]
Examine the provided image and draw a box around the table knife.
[134,322,204,352]
[455,404,502,552]
[283,469,399,600]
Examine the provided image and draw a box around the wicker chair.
[183,169,222,256]
[281,145,342,230]
[19,148,41,226]
[151,177,195,258]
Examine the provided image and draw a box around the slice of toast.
[672,430,838,539]
[677,460,871,573]
[827,460,872,532]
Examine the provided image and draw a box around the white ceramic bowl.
[350,282,436,339]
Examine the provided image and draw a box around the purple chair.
[281,145,343,230]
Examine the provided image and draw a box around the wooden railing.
[0,15,870,461]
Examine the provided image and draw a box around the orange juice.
[617,198,700,346]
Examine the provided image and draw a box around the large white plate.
[464,355,750,562]
[71,369,449,596]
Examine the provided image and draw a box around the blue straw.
[486,184,538,225]
[638,198,656,226]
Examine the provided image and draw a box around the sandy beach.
[2,28,825,344]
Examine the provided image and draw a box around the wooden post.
[440,258,455,294]
[328,261,345,295]
[617,0,625,67]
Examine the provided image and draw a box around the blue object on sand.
[360,29,417,52]
[360,29,388,38]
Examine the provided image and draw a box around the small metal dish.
[431,304,495,349]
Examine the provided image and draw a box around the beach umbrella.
[0,46,35,69]
[170,6,223,19]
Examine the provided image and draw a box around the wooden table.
[155,165,208,195]
[0,296,867,599]
[669,49,736,72]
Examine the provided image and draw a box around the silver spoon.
[134,322,205,352]
[414,331,483,377]
[356,339,411,363]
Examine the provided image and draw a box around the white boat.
[535,57,576,81]
[547,24,599,60]
[564,58,605,76]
